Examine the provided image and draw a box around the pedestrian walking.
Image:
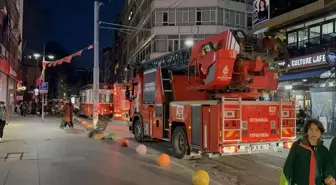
[280,119,336,185]
[20,101,27,117]
[31,101,36,116]
[60,101,74,129]
[0,101,7,143]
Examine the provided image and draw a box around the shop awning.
[279,68,330,81]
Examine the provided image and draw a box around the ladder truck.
[125,30,296,159]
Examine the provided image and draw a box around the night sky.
[25,0,124,68]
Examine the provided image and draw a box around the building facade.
[113,0,253,83]
[102,47,113,83]
[0,0,23,116]
[253,0,336,134]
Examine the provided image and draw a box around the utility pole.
[41,44,46,122]
[93,0,100,129]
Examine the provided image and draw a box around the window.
[202,8,210,25]
[210,7,216,24]
[196,8,202,25]
[309,26,320,44]
[298,29,308,47]
[182,8,189,25]
[234,11,245,29]
[155,10,163,26]
[322,22,333,35]
[163,12,168,25]
[99,92,113,103]
[190,8,196,25]
[217,8,223,25]
[224,9,234,27]
[287,32,297,44]
[154,39,167,52]
[168,40,179,51]
[169,9,175,26]
[247,13,252,29]
[230,10,235,27]
[235,12,240,26]
[310,26,320,38]
[176,9,182,25]
[239,12,245,29]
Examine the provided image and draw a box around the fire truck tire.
[172,126,188,159]
[134,120,144,142]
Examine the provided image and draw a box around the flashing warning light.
[222,146,238,154]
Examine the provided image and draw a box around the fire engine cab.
[126,30,296,159]
[113,83,130,121]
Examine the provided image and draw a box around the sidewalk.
[0,115,198,185]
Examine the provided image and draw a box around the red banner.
[45,44,92,68]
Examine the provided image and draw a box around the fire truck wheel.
[134,120,144,142]
[172,126,188,159]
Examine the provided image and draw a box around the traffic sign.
[39,82,48,94]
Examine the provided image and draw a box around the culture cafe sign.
[278,52,332,69]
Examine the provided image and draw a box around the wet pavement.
[0,115,202,185]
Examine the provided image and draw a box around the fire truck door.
[191,105,201,148]
[148,105,154,136]
[152,105,163,139]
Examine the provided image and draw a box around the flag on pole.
[63,56,73,63]
[52,61,58,67]
[57,60,63,65]
[88,44,93,50]
[72,50,83,57]
[42,61,47,70]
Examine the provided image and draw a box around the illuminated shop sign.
[278,53,330,69]
[291,54,326,67]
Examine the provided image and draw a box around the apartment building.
[0,0,23,115]
[112,0,253,83]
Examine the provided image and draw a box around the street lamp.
[33,54,55,60]
[33,53,41,58]
[32,52,55,122]
[185,39,194,47]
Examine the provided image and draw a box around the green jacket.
[280,137,335,185]
[328,137,336,174]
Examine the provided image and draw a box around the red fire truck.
[113,83,130,121]
[126,30,296,159]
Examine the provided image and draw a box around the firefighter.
[280,119,336,185]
